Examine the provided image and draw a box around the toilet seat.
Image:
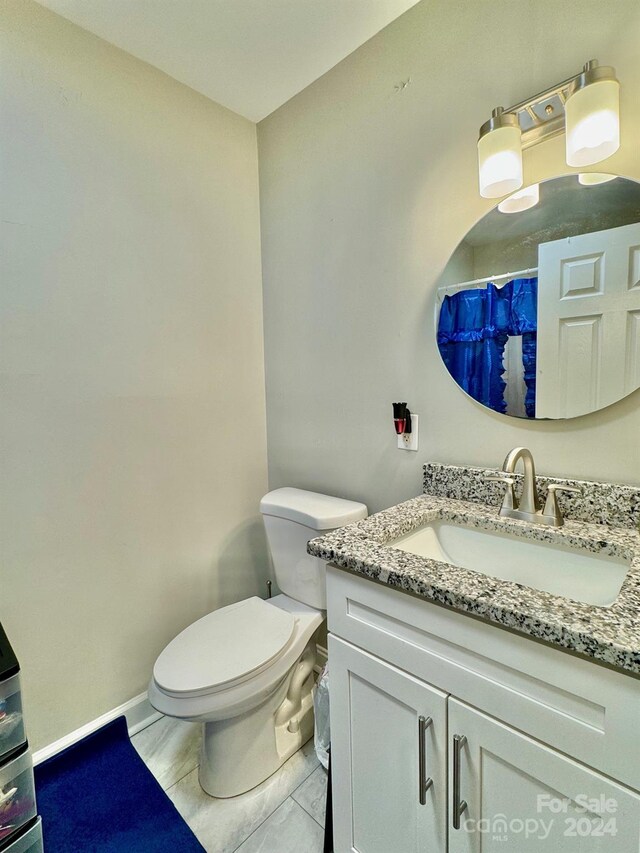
[153,597,295,698]
[149,594,324,722]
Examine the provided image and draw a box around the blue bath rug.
[34,716,205,852]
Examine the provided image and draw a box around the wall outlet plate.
[398,414,419,451]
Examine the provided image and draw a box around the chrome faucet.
[486,447,581,527]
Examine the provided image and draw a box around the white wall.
[258,0,640,514]
[1,0,269,749]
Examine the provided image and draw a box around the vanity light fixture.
[477,60,620,199]
[497,182,539,214]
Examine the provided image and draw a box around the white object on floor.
[149,487,367,798]
[313,663,330,770]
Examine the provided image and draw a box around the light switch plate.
[397,414,419,451]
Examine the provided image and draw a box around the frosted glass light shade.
[565,79,620,167]
[498,183,539,214]
[478,125,523,199]
[578,172,617,186]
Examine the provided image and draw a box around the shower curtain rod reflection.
[437,266,539,299]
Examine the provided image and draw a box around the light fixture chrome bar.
[505,71,580,117]
[520,115,565,150]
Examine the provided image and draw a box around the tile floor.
[132,716,328,853]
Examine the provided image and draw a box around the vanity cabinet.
[448,699,640,853]
[329,637,447,853]
[327,566,640,853]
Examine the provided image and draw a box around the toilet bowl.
[149,488,367,798]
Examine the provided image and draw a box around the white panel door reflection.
[536,221,640,418]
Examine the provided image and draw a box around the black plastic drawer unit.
[0,626,25,766]
[0,676,25,768]
[0,819,43,853]
[0,746,37,848]
[0,624,39,851]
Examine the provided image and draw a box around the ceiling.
[36,0,421,122]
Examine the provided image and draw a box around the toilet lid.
[153,597,295,696]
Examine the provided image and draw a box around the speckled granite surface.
[423,462,640,530]
[308,491,640,676]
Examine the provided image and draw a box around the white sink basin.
[390,520,629,607]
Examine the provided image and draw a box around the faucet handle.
[546,483,583,496]
[485,474,516,511]
[542,484,583,526]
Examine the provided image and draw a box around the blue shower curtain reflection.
[437,277,538,416]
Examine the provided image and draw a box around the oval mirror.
[435,173,640,419]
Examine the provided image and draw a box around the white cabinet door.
[448,698,640,853]
[329,635,448,853]
[536,221,640,418]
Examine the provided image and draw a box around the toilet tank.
[260,488,368,609]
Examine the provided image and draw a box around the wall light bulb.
[478,112,523,199]
[566,74,620,167]
[498,183,539,214]
[578,172,617,186]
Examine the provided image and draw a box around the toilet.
[148,487,367,798]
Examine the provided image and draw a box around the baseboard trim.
[32,692,161,766]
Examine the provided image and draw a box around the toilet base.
[199,642,317,798]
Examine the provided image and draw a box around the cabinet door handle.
[452,734,468,829]
[418,715,433,805]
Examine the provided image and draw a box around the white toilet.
[148,487,367,798]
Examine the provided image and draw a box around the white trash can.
[313,663,330,770]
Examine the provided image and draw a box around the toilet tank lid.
[260,488,367,530]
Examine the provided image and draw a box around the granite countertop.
[308,465,640,676]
